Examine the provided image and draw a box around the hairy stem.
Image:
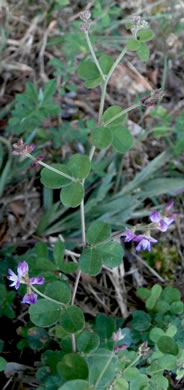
[31,285,65,307]
[85,31,105,81]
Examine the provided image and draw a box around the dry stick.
[133,253,165,283]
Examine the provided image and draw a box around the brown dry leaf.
[8,200,25,216]
[109,64,150,95]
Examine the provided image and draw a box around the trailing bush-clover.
[8,10,182,390]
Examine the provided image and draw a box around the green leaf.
[53,241,78,273]
[79,248,102,276]
[137,287,151,300]
[131,311,151,331]
[97,241,123,268]
[141,177,184,196]
[43,79,57,102]
[111,126,134,153]
[0,357,7,372]
[157,336,179,356]
[92,126,112,149]
[78,61,100,80]
[149,327,165,343]
[88,348,117,389]
[154,300,170,313]
[57,353,88,380]
[85,76,102,89]
[60,182,84,208]
[45,281,71,304]
[159,354,177,370]
[95,314,115,339]
[53,241,65,267]
[60,306,85,333]
[99,55,114,74]
[170,301,184,314]
[67,154,91,179]
[166,325,177,337]
[137,42,150,61]
[103,105,126,126]
[137,28,155,42]
[29,299,60,327]
[146,284,162,310]
[161,287,181,304]
[114,378,129,390]
[153,126,170,137]
[87,221,111,245]
[58,380,92,390]
[149,375,168,390]
[127,39,140,51]
[41,164,72,188]
[77,330,100,354]
[27,327,50,350]
[124,367,139,380]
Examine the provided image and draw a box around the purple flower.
[22,293,37,305]
[150,202,177,232]
[150,210,161,223]
[121,228,137,242]
[114,344,128,354]
[135,235,157,252]
[8,261,44,305]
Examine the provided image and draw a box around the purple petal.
[159,219,169,232]
[164,200,174,212]
[17,261,29,277]
[136,238,152,252]
[150,210,161,223]
[22,293,37,305]
[164,216,174,225]
[122,228,137,242]
[8,269,20,290]
[29,277,45,285]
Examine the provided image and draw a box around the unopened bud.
[138,342,149,357]
[80,10,91,22]
[141,89,165,107]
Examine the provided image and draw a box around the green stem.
[31,285,65,307]
[26,153,76,182]
[94,352,114,389]
[104,103,141,127]
[123,355,141,373]
[85,31,105,81]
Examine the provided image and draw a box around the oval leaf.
[58,380,92,390]
[87,221,111,245]
[60,305,85,333]
[137,42,150,61]
[103,105,126,126]
[78,61,100,80]
[112,126,134,153]
[157,336,179,356]
[97,241,124,268]
[79,248,102,276]
[41,164,71,188]
[60,182,84,208]
[29,299,60,327]
[99,55,114,74]
[57,353,88,380]
[127,39,140,51]
[45,281,71,304]
[137,28,155,42]
[92,126,112,149]
[77,330,100,354]
[67,154,91,179]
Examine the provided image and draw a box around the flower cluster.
[141,89,165,107]
[121,201,177,252]
[13,138,43,167]
[80,10,92,32]
[13,138,35,156]
[8,261,44,304]
[112,329,128,354]
[130,16,149,38]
